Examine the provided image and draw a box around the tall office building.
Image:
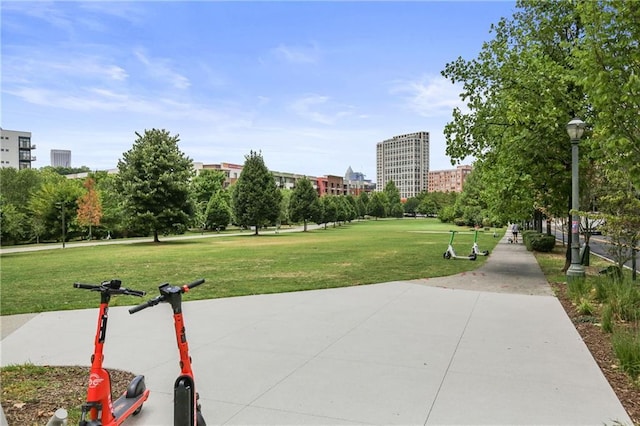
[0,128,36,169]
[51,149,71,167]
[376,131,429,199]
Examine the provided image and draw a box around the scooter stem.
[87,298,116,424]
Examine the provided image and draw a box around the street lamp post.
[566,117,586,281]
[56,201,66,249]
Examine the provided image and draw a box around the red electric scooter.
[129,278,207,426]
[74,279,150,426]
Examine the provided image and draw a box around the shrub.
[598,277,640,322]
[567,279,592,304]
[593,275,610,303]
[530,234,556,252]
[522,230,539,250]
[601,304,614,333]
[454,218,466,227]
[577,299,595,316]
[612,328,640,381]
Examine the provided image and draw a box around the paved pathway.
[0,234,633,425]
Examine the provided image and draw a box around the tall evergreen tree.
[205,191,232,231]
[289,177,318,231]
[231,151,282,235]
[116,129,194,242]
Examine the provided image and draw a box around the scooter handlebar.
[74,281,145,296]
[74,283,99,290]
[123,289,146,297]
[129,296,163,314]
[184,278,205,291]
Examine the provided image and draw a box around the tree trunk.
[153,229,160,243]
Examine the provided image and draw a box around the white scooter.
[471,230,490,256]
[443,230,477,261]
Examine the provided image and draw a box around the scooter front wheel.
[443,251,451,259]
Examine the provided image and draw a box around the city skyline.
[2,1,517,179]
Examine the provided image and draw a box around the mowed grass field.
[0,219,502,315]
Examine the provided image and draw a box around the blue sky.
[1,1,516,180]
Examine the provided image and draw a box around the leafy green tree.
[595,168,640,273]
[323,196,339,227]
[231,151,282,235]
[278,189,292,227]
[344,195,358,222]
[0,168,42,209]
[383,180,403,218]
[45,166,91,176]
[356,192,369,219]
[576,0,640,190]
[92,172,128,238]
[205,191,232,231]
[452,168,490,226]
[335,196,349,225]
[190,169,226,229]
[116,129,194,242]
[28,177,83,242]
[441,1,589,223]
[0,168,43,244]
[311,196,326,228]
[0,200,26,245]
[368,192,388,219]
[289,177,318,231]
[404,197,420,217]
[418,198,437,217]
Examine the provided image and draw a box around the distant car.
[586,227,602,235]
[583,216,605,235]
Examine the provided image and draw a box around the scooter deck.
[112,389,150,424]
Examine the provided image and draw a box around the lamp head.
[566,117,585,140]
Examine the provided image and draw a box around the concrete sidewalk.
[1,235,633,425]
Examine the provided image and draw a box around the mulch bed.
[552,282,639,425]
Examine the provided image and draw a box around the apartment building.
[193,162,374,198]
[51,149,72,167]
[0,128,36,169]
[428,165,472,193]
[376,131,429,199]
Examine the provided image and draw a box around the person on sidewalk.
[511,223,519,243]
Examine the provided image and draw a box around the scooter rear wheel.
[443,251,451,259]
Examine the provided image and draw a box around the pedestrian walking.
[511,223,519,243]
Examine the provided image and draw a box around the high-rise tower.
[376,131,429,199]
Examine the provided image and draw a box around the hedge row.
[522,230,556,252]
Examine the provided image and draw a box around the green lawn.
[0,219,502,315]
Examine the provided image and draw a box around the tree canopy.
[441,0,639,234]
[231,151,282,235]
[289,177,318,231]
[115,129,194,242]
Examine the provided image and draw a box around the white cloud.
[271,43,320,64]
[390,75,466,118]
[290,95,354,125]
[134,49,191,90]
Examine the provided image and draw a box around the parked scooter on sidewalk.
[443,230,477,260]
[129,279,207,426]
[74,279,150,426]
